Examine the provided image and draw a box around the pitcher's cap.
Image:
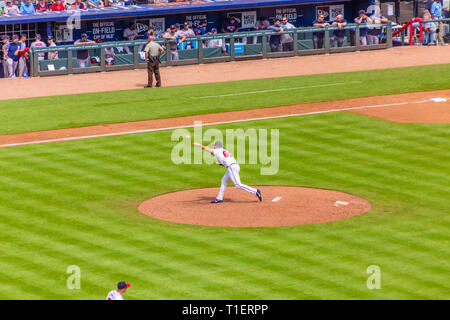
[213,141,223,148]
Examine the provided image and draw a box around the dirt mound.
[138,186,371,227]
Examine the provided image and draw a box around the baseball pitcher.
[193,141,262,203]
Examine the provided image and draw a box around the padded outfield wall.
[0,0,374,45]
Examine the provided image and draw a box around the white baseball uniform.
[106,290,123,300]
[213,148,257,201]
[122,27,138,54]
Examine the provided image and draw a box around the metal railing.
[393,17,449,46]
[30,22,393,77]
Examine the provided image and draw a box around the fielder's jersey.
[213,148,238,168]
[106,290,123,300]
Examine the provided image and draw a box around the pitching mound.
[138,186,371,227]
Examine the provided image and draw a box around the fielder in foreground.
[106,281,130,300]
[193,141,262,203]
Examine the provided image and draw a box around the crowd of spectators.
[0,0,136,13]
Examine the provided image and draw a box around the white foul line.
[0,98,441,149]
[190,81,362,99]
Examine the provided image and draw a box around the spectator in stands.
[268,18,284,52]
[4,0,20,14]
[50,0,66,11]
[74,33,95,68]
[179,22,195,49]
[163,24,185,61]
[280,16,295,51]
[368,12,387,45]
[330,14,347,47]
[0,6,3,15]
[18,34,28,77]
[48,35,59,60]
[354,10,372,46]
[5,35,20,78]
[421,12,438,45]
[35,0,49,11]
[70,0,85,9]
[20,0,35,13]
[312,14,329,49]
[252,16,270,44]
[430,0,449,45]
[88,0,104,8]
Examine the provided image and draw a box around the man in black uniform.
[144,35,165,88]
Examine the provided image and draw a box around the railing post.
[133,42,139,68]
[100,47,106,71]
[230,35,235,61]
[30,50,36,77]
[324,27,330,52]
[67,49,73,73]
[356,25,361,50]
[261,32,267,58]
[198,36,203,63]
[166,39,172,65]
[386,21,392,48]
[293,29,299,55]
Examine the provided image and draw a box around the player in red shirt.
[50,0,66,11]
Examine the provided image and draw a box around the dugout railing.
[392,17,450,46]
[30,22,393,77]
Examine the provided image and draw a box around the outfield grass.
[0,111,448,299]
[0,64,449,135]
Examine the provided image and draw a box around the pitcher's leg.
[216,171,230,201]
[228,166,257,195]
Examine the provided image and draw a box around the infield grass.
[0,63,450,135]
[0,111,448,299]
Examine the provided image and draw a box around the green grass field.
[0,65,449,299]
[1,63,450,135]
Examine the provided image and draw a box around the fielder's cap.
[170,24,176,29]
[117,281,131,290]
[175,23,181,28]
[2,35,10,40]
[213,141,223,148]
[184,22,189,25]
[211,28,218,32]
[81,33,88,38]
[359,9,366,15]
[48,35,54,40]
[12,35,19,40]
[35,34,41,39]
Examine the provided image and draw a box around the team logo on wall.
[227,11,256,29]
[316,5,344,20]
[136,17,165,38]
